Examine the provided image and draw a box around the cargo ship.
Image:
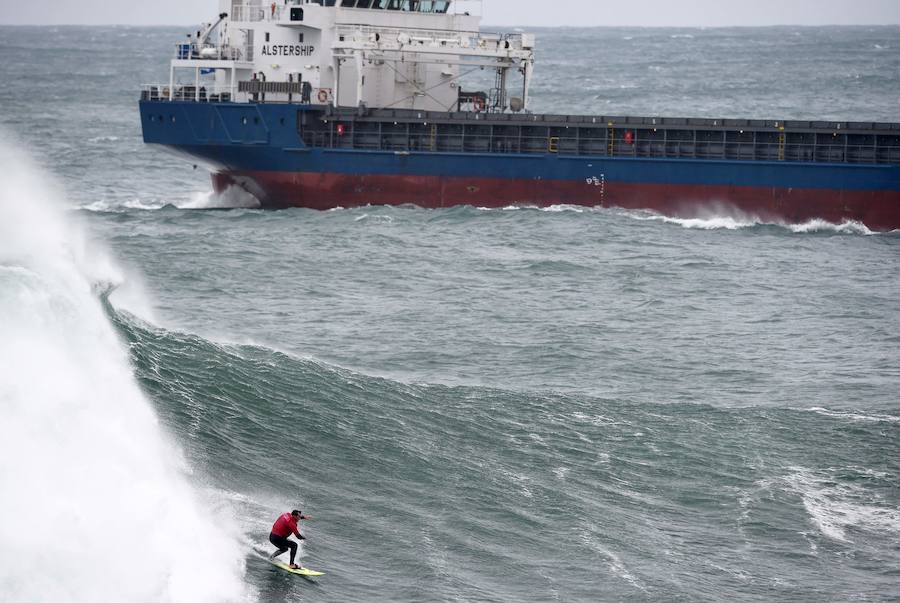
[139,0,900,231]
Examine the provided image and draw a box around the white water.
[0,140,249,602]
[624,208,876,234]
[782,467,900,543]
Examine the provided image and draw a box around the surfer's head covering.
[291,509,302,517]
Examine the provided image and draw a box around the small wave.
[79,200,120,212]
[662,215,757,230]
[623,209,878,234]
[354,213,394,223]
[80,198,177,212]
[181,186,261,209]
[87,135,120,143]
[476,204,526,211]
[474,204,592,213]
[788,219,873,235]
[125,198,176,211]
[671,34,695,39]
[624,210,760,230]
[81,187,261,212]
[804,407,900,424]
[540,204,587,213]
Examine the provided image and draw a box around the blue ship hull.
[140,100,900,230]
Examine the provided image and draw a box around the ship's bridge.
[146,0,535,113]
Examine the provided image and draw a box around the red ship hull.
[213,171,900,231]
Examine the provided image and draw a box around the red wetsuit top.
[271,513,301,538]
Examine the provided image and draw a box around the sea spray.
[0,140,249,602]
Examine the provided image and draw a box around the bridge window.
[344,0,449,10]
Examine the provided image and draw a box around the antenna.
[450,0,483,16]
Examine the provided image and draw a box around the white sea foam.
[782,467,900,543]
[624,208,878,234]
[539,204,587,213]
[354,213,394,223]
[81,186,260,212]
[805,407,900,423]
[788,219,873,235]
[81,197,184,212]
[578,528,647,592]
[181,186,261,209]
[475,204,591,213]
[499,469,534,499]
[622,208,762,230]
[87,135,120,143]
[0,138,249,602]
[662,215,759,230]
[81,198,176,212]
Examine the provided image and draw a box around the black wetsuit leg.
[269,532,290,558]
[287,539,298,564]
[269,532,299,564]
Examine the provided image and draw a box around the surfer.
[269,509,309,569]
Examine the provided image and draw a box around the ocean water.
[1,24,899,602]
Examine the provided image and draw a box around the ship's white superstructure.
[160,0,535,113]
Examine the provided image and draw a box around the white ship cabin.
[153,0,535,113]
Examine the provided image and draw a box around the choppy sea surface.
[0,24,898,602]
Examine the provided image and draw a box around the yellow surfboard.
[268,559,325,577]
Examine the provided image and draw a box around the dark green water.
[102,205,899,602]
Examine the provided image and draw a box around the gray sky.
[1,0,899,27]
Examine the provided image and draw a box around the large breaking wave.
[0,138,249,602]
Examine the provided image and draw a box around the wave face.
[111,306,900,602]
[0,141,248,602]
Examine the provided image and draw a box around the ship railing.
[301,128,900,165]
[173,42,248,62]
[334,24,531,53]
[140,83,240,103]
[231,2,284,22]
